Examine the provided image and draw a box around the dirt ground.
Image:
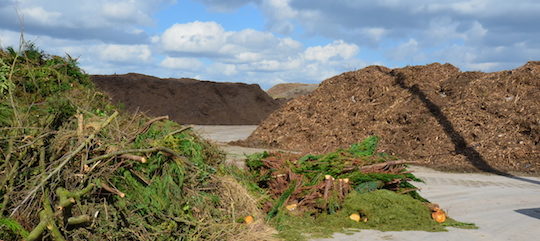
[243,62,540,175]
[92,73,281,125]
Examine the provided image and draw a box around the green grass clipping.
[274,190,476,240]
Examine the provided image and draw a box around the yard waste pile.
[245,63,540,175]
[91,73,281,125]
[229,136,474,240]
[0,45,275,240]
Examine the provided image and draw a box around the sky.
[0,0,539,89]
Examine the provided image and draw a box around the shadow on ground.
[515,208,540,220]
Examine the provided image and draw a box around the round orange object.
[349,213,361,222]
[432,210,446,223]
[244,215,254,224]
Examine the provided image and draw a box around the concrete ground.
[192,125,258,143]
[193,125,540,241]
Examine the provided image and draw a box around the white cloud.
[98,44,152,63]
[19,7,62,26]
[260,0,297,34]
[161,21,227,54]
[0,29,159,75]
[101,1,153,25]
[423,18,487,45]
[363,27,387,41]
[304,40,359,62]
[1,18,363,89]
[388,38,427,63]
[240,58,303,72]
[231,52,262,62]
[227,29,277,51]
[425,17,462,43]
[150,35,161,44]
[160,21,303,64]
[426,0,490,15]
[158,21,360,82]
[0,0,175,43]
[207,63,239,76]
[161,57,203,70]
[156,20,363,87]
[465,62,501,71]
[222,0,538,72]
[464,21,488,41]
[0,30,20,48]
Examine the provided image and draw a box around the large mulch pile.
[92,73,281,125]
[244,62,540,175]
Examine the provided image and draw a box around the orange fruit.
[244,215,254,224]
[432,210,446,223]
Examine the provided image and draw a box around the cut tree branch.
[11,111,118,217]
[99,181,125,198]
[127,115,169,143]
[26,191,66,241]
[360,160,421,172]
[85,147,189,165]
[120,154,147,163]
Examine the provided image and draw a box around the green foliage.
[273,190,477,241]
[0,217,29,240]
[349,135,379,157]
[244,151,275,189]
[1,44,256,241]
[354,180,384,193]
[0,58,12,96]
[112,161,191,237]
[245,136,421,198]
[0,103,12,126]
[0,44,94,132]
[1,43,91,101]
[45,95,77,129]
[6,47,17,57]
[100,123,230,239]
[292,137,398,183]
[246,151,269,170]
[21,41,44,62]
[233,136,476,240]
[339,190,442,231]
[267,180,297,220]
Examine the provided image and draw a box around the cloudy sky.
[0,0,538,89]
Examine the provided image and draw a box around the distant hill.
[266,83,318,100]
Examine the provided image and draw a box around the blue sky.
[0,0,539,89]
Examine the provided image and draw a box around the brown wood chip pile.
[244,62,540,175]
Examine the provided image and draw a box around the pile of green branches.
[227,136,475,240]
[243,136,424,216]
[0,44,271,240]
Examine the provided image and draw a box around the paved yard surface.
[315,166,540,241]
[193,125,258,143]
[193,125,540,241]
